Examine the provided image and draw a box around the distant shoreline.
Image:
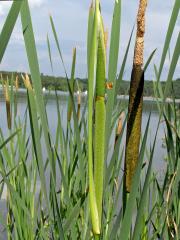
[0,88,180,103]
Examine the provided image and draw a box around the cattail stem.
[124,0,147,194]
[4,81,11,130]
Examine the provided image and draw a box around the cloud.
[0,0,44,16]
[0,2,11,16]
[0,0,179,80]
[29,0,44,8]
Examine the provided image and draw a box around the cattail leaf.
[50,16,85,190]
[87,2,95,69]
[105,0,121,155]
[47,34,53,72]
[157,0,180,81]
[0,128,21,150]
[132,121,160,240]
[164,33,180,100]
[115,26,134,99]
[0,1,22,63]
[67,48,76,122]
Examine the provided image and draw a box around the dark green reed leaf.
[0,1,22,63]
[157,0,180,81]
[115,26,134,99]
[105,0,121,155]
[164,33,180,101]
[47,34,54,72]
[0,128,21,150]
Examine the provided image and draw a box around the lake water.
[0,91,168,175]
[0,91,167,165]
[0,91,168,238]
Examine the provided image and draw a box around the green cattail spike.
[94,7,106,231]
[88,0,101,235]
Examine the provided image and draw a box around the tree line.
[0,71,180,98]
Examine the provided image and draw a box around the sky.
[0,0,179,81]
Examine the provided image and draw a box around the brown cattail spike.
[4,81,11,130]
[134,0,147,66]
[15,75,19,91]
[115,112,124,147]
[77,91,81,120]
[124,0,148,194]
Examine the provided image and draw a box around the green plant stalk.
[87,0,100,235]
[94,100,105,222]
[94,15,106,230]
[67,47,76,122]
[124,0,147,194]
[105,0,121,156]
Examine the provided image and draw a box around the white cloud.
[0,0,44,16]
[29,0,44,8]
[0,2,11,16]
[0,0,179,79]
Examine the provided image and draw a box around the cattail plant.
[124,0,148,194]
[114,111,124,147]
[94,10,106,232]
[22,73,32,91]
[87,0,106,235]
[67,47,76,122]
[14,75,19,117]
[77,90,81,121]
[3,80,12,130]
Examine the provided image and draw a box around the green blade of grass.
[49,15,85,190]
[115,26,134,99]
[49,15,67,77]
[63,192,86,233]
[20,0,57,196]
[47,34,53,72]
[105,0,121,155]
[157,0,180,81]
[26,88,49,208]
[132,121,160,240]
[0,1,22,63]
[67,48,76,122]
[0,128,21,150]
[163,32,180,100]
